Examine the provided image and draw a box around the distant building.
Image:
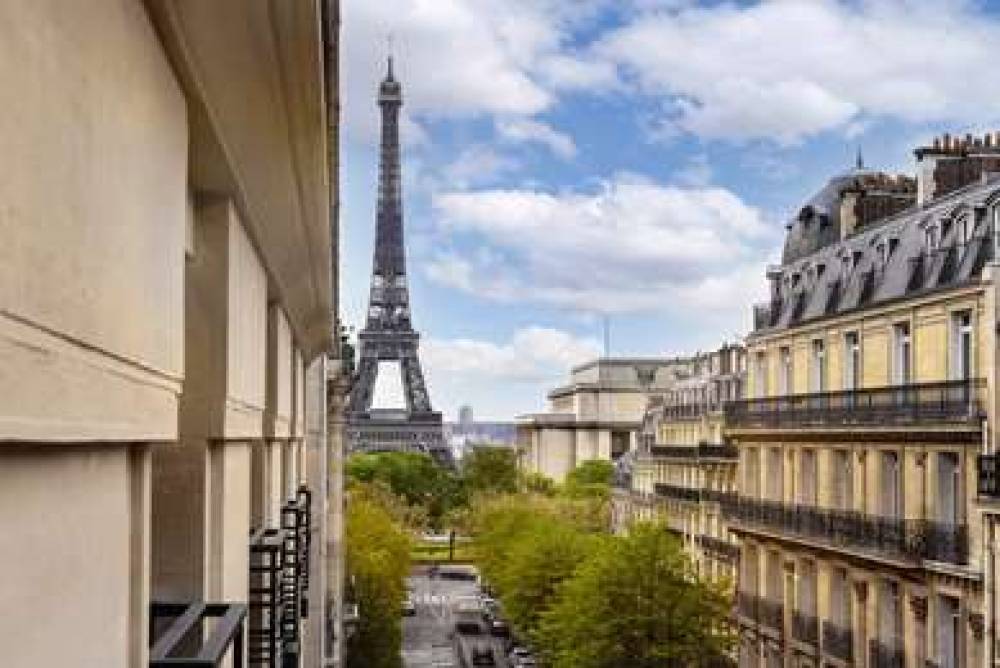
[612,343,746,586]
[458,404,474,426]
[518,357,689,483]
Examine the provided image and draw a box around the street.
[401,567,512,668]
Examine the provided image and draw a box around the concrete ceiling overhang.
[145,0,333,360]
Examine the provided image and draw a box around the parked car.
[514,659,537,668]
[489,619,510,637]
[471,646,495,666]
[508,647,531,661]
[402,595,416,616]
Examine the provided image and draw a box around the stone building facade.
[518,358,686,483]
[0,1,343,667]
[613,344,745,584]
[728,134,1000,668]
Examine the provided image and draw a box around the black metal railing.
[249,528,284,668]
[822,620,853,662]
[654,483,701,503]
[723,496,968,565]
[791,610,818,646]
[725,378,984,429]
[736,591,758,621]
[703,488,736,505]
[650,443,738,460]
[758,598,784,631]
[296,485,312,617]
[149,601,247,668]
[869,639,905,668]
[279,486,311,666]
[660,404,709,420]
[696,534,740,561]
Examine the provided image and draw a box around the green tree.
[562,459,615,500]
[522,471,556,496]
[462,446,519,494]
[344,489,412,668]
[346,451,465,531]
[538,522,734,668]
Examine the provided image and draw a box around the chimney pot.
[966,133,974,147]
[986,134,993,148]
[933,137,941,149]
[943,133,951,150]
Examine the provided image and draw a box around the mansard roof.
[755,175,1000,335]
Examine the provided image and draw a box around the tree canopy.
[461,446,519,495]
[539,523,734,668]
[344,487,412,668]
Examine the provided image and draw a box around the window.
[926,225,939,252]
[881,452,902,518]
[830,567,851,628]
[767,448,783,502]
[951,310,972,380]
[810,339,826,392]
[832,450,853,510]
[799,449,817,505]
[844,331,861,390]
[798,560,817,621]
[745,448,760,497]
[958,216,972,246]
[938,452,960,525]
[754,351,768,397]
[779,346,792,395]
[892,323,911,385]
[876,241,888,265]
[937,595,960,668]
[880,580,903,649]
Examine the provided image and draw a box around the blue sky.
[341,0,1000,420]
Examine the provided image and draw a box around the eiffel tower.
[347,57,449,465]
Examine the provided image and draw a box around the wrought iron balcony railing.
[149,601,247,668]
[277,486,312,665]
[650,443,738,460]
[249,528,284,668]
[654,483,701,503]
[723,496,969,565]
[822,620,853,662]
[696,534,740,561]
[869,639,905,668]
[725,378,984,429]
[791,610,818,646]
[758,598,784,631]
[660,403,710,420]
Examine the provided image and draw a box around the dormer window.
[889,238,899,256]
[816,263,826,278]
[876,242,888,265]
[841,254,851,276]
[852,250,863,267]
[957,216,972,245]
[925,225,939,252]
[941,219,952,239]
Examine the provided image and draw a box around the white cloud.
[436,145,520,190]
[599,1,1000,144]
[426,174,777,318]
[341,0,621,143]
[424,326,601,383]
[496,118,577,159]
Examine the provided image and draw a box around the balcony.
[650,443,738,460]
[736,592,758,622]
[654,483,701,503]
[723,497,968,565]
[758,598,784,631]
[249,528,284,668]
[661,404,709,421]
[791,610,818,647]
[869,639,905,668]
[696,534,740,561]
[149,601,248,668]
[822,620,853,662]
[725,379,984,430]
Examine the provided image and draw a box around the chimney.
[986,133,993,148]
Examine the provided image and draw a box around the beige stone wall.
[0,0,187,443]
[0,445,151,667]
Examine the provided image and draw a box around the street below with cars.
[401,565,539,668]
